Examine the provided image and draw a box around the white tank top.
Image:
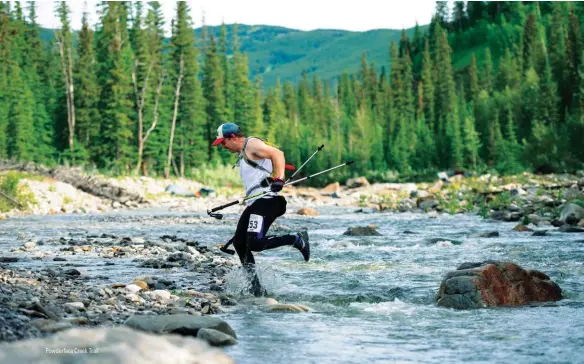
[239,138,276,205]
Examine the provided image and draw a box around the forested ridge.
[0,1,582,185]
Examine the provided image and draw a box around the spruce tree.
[74,7,100,160]
[539,57,559,126]
[468,53,479,102]
[26,2,55,164]
[481,48,493,94]
[172,2,205,174]
[55,1,77,159]
[248,76,264,137]
[522,13,537,72]
[219,23,233,121]
[202,34,228,164]
[231,26,254,135]
[566,9,582,110]
[95,2,134,171]
[461,102,480,169]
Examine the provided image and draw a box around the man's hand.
[268,177,284,192]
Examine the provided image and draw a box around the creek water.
[1,206,583,363]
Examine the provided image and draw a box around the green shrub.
[0,172,38,212]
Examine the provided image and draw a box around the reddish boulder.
[436,261,562,309]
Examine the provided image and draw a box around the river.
[1,206,583,363]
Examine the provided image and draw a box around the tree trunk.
[133,60,155,175]
[54,29,75,156]
[180,134,185,177]
[165,53,184,178]
[172,158,180,178]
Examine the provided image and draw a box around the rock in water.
[436,261,562,309]
[265,304,311,313]
[560,203,584,225]
[197,328,238,347]
[475,231,499,238]
[342,226,381,236]
[124,314,236,339]
[0,327,233,364]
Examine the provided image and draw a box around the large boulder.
[320,182,340,197]
[0,326,233,364]
[124,314,236,339]
[436,261,562,309]
[345,177,370,189]
[560,203,584,225]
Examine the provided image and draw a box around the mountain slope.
[197,24,422,87]
[41,24,424,88]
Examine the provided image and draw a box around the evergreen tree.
[522,13,538,72]
[26,2,55,163]
[496,48,520,90]
[219,23,233,121]
[519,67,540,140]
[0,4,9,157]
[6,63,35,161]
[461,102,480,168]
[566,9,582,110]
[74,6,100,162]
[452,1,467,32]
[539,57,559,126]
[420,39,435,131]
[282,81,301,166]
[249,77,264,136]
[174,2,206,173]
[202,34,228,164]
[263,79,287,144]
[231,26,254,135]
[481,48,493,93]
[55,1,77,158]
[95,2,134,171]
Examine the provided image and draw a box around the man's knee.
[232,234,246,251]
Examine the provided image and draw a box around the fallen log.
[0,160,147,205]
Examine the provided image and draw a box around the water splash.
[224,263,283,297]
[349,298,417,316]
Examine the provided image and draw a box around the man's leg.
[246,197,310,261]
[232,206,266,296]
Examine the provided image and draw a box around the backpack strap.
[238,137,273,175]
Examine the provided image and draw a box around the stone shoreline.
[2,169,582,229]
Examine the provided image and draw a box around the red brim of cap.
[212,138,224,146]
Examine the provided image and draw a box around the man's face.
[220,137,237,153]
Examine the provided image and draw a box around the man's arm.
[246,139,285,180]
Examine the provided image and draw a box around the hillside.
[41,24,422,88]
[197,24,423,87]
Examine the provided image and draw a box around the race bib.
[248,214,263,233]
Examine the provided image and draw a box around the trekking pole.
[285,144,324,183]
[207,161,354,220]
[210,144,323,220]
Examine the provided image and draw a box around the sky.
[32,0,439,34]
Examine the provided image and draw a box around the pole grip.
[210,200,240,212]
